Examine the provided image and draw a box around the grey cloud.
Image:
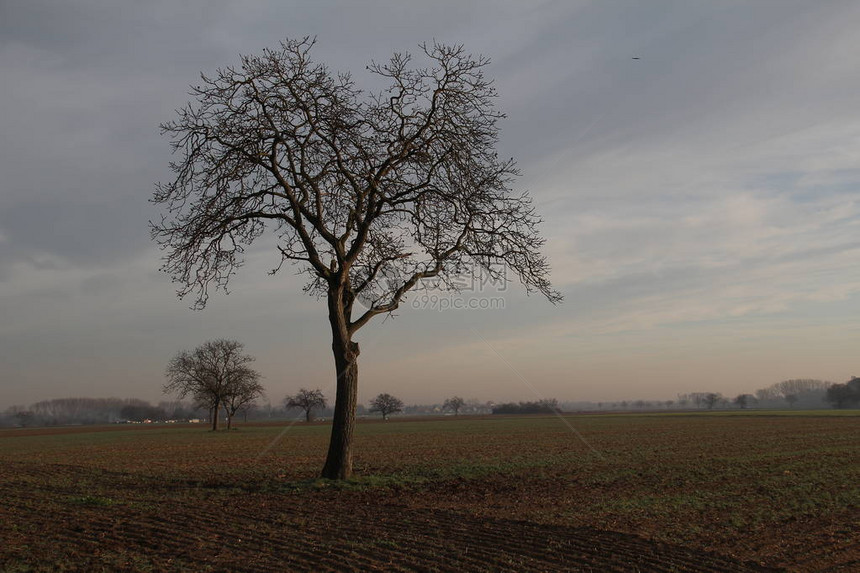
[2,1,860,406]
[0,199,150,270]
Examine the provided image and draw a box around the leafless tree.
[443,396,465,415]
[755,387,780,403]
[774,379,828,396]
[369,393,403,420]
[688,393,708,409]
[152,38,560,478]
[285,388,327,422]
[734,394,754,409]
[222,375,265,430]
[702,392,723,410]
[753,379,830,408]
[163,339,262,431]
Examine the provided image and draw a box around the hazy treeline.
[1,397,487,428]
[680,379,834,410]
[589,378,850,412]
[4,376,857,428]
[0,398,211,428]
[492,399,560,415]
[0,398,334,428]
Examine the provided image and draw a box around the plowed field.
[1,413,857,571]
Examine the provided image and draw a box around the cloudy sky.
[2,1,859,408]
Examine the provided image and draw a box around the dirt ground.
[0,461,815,572]
[1,415,857,572]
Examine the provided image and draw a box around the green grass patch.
[66,494,117,507]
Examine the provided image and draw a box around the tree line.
[673,378,860,411]
[1,398,209,428]
[491,399,560,415]
[5,342,857,430]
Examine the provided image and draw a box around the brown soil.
[0,462,787,573]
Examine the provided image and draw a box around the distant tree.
[825,377,860,409]
[239,402,262,423]
[443,396,466,415]
[120,402,167,422]
[159,400,192,420]
[163,339,262,431]
[14,410,34,428]
[285,388,328,422]
[775,379,828,396]
[755,387,779,403]
[703,393,722,410]
[755,379,830,408]
[222,376,265,429]
[369,393,404,420]
[689,393,707,409]
[734,394,754,409]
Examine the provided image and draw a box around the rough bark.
[321,288,359,479]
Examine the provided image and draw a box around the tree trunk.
[306,409,312,423]
[321,289,359,480]
[211,400,220,431]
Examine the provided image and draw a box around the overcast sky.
[2,1,859,408]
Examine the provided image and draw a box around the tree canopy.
[369,393,404,420]
[443,396,465,415]
[153,38,559,478]
[285,388,327,422]
[163,339,263,431]
[826,377,860,409]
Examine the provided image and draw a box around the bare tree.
[756,379,829,408]
[702,392,723,410]
[443,396,465,415]
[734,394,754,409]
[774,379,828,396]
[163,339,262,431]
[152,38,559,478]
[369,393,403,420]
[285,388,327,422]
[687,392,709,409]
[222,375,265,430]
[755,387,780,403]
